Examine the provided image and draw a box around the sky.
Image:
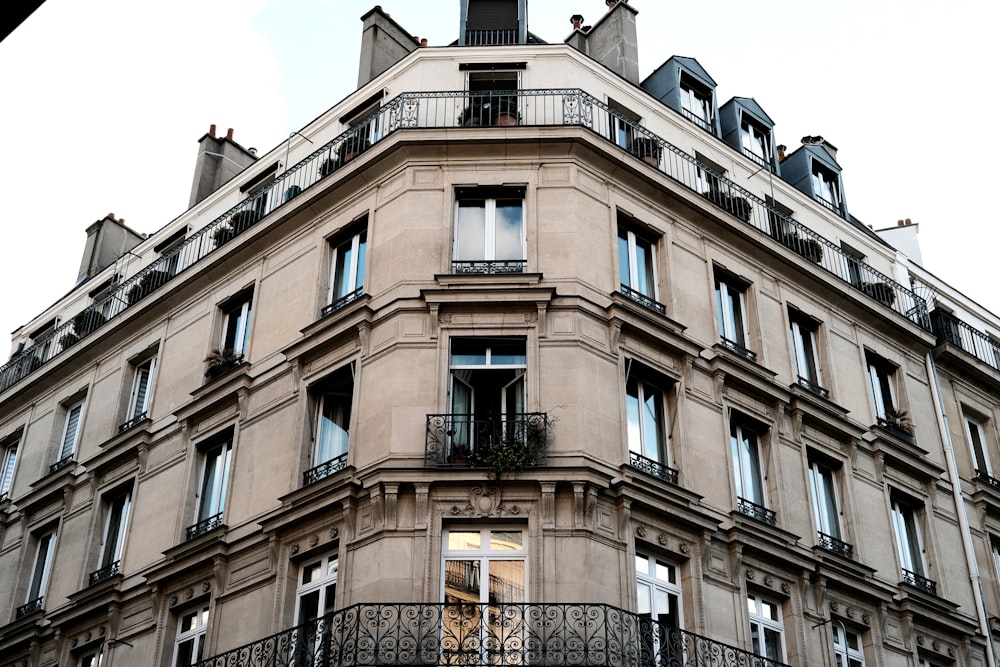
[0,0,996,363]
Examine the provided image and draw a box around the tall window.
[618,226,657,302]
[0,430,20,499]
[93,489,131,582]
[190,439,232,538]
[679,75,713,131]
[306,365,354,484]
[731,416,769,521]
[811,162,842,212]
[453,188,525,273]
[790,312,823,392]
[740,115,771,166]
[443,528,526,604]
[608,99,639,150]
[173,605,209,667]
[327,227,367,312]
[626,372,669,466]
[26,529,57,607]
[991,540,1000,591]
[58,399,86,464]
[78,648,104,667]
[126,356,156,423]
[747,594,785,665]
[448,338,526,461]
[296,553,338,624]
[832,622,866,667]
[964,413,992,478]
[715,272,752,356]
[636,552,681,662]
[890,494,929,586]
[808,459,849,555]
[865,352,898,422]
[220,295,252,356]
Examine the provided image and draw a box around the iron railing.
[976,471,1000,489]
[195,601,792,667]
[15,597,43,619]
[736,497,776,526]
[88,560,121,586]
[464,29,519,46]
[795,376,829,399]
[719,337,757,362]
[619,286,667,317]
[452,260,526,274]
[629,451,679,485]
[187,513,225,540]
[902,569,937,595]
[0,88,931,396]
[49,456,74,474]
[322,288,366,317]
[303,453,349,486]
[930,309,1000,372]
[118,411,148,433]
[425,413,548,468]
[816,533,853,559]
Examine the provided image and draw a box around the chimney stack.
[777,144,787,161]
[571,14,584,30]
[188,124,258,207]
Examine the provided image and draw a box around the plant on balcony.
[862,281,896,307]
[628,136,662,166]
[492,96,520,126]
[204,348,243,381]
[880,408,914,437]
[337,135,372,164]
[459,98,485,127]
[774,230,824,263]
[283,185,302,202]
[229,209,259,234]
[59,331,79,349]
[703,188,752,223]
[211,224,236,248]
[479,421,547,479]
[71,309,107,337]
[448,444,472,466]
[126,270,170,305]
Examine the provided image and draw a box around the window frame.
[126,356,157,422]
[679,73,714,131]
[625,366,670,467]
[739,112,772,167]
[195,438,233,527]
[617,225,658,301]
[220,294,252,356]
[453,188,526,272]
[811,160,842,211]
[789,312,823,389]
[59,398,86,463]
[730,416,766,508]
[832,621,866,667]
[807,459,843,542]
[442,526,527,605]
[173,604,210,667]
[97,488,133,572]
[890,493,926,578]
[308,364,355,482]
[715,272,752,353]
[964,412,992,477]
[328,226,367,308]
[746,593,786,664]
[27,528,57,605]
[865,352,898,422]
[0,430,20,498]
[294,552,339,625]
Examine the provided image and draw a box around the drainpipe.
[926,353,998,667]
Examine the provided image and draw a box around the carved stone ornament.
[657,533,668,546]
[71,638,78,648]
[169,594,178,606]
[185,587,194,600]
[202,580,211,593]
[862,613,871,625]
[830,601,839,612]
[635,525,647,537]
[746,569,755,581]
[308,534,319,547]
[846,607,854,619]
[450,486,518,518]
[781,582,790,595]
[290,543,300,555]
[932,640,940,651]
[916,634,925,646]
[330,527,339,539]
[764,575,774,587]
[679,542,691,555]
[948,647,955,657]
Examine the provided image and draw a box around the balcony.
[88,560,121,586]
[629,451,679,485]
[0,88,929,396]
[795,376,829,399]
[452,260,526,275]
[618,285,667,317]
[719,337,757,362]
[901,568,937,595]
[15,597,43,619]
[48,456,74,474]
[464,29,518,45]
[303,453,349,486]
[736,497,776,526]
[194,601,791,667]
[322,287,366,317]
[118,411,148,433]
[930,308,1000,373]
[425,413,548,473]
[186,513,225,540]
[816,532,853,559]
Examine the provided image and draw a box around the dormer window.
[680,75,713,131]
[811,162,842,213]
[740,116,771,167]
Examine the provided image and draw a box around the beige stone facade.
[1,3,998,667]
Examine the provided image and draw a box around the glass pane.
[490,339,526,366]
[635,553,649,576]
[333,240,354,298]
[488,560,524,603]
[298,589,320,623]
[494,200,523,260]
[634,237,654,297]
[490,530,522,550]
[448,531,481,550]
[637,581,651,615]
[302,561,322,585]
[323,582,337,615]
[175,638,195,667]
[444,559,480,602]
[317,394,351,462]
[761,600,778,621]
[654,560,675,584]
[641,384,665,462]
[456,201,487,261]
[626,379,641,454]
[618,232,631,287]
[355,232,367,289]
[763,627,782,659]
[181,610,198,633]
[451,340,488,366]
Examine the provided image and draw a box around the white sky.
[0,0,996,363]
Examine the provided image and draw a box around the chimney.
[358,6,419,87]
[777,144,787,161]
[571,14,585,30]
[76,213,144,285]
[188,125,258,207]
[801,135,838,159]
[567,0,639,83]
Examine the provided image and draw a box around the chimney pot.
[905,218,912,225]
[420,38,428,47]
[248,147,258,156]
[571,14,585,29]
[777,144,787,161]
[226,128,234,141]
[209,124,216,138]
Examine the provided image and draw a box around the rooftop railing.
[195,601,792,667]
[930,308,1000,372]
[1,88,930,395]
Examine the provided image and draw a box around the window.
[694,153,723,195]
[326,227,367,314]
[811,162,842,212]
[890,493,933,591]
[189,439,232,538]
[740,114,771,166]
[92,489,131,583]
[608,99,640,150]
[832,622,865,667]
[447,338,526,461]
[305,365,354,484]
[453,187,525,273]
[443,527,526,604]
[464,71,519,126]
[808,459,850,556]
[679,75,713,131]
[125,356,156,425]
[731,417,768,520]
[747,593,785,665]
[789,312,824,394]
[58,399,85,465]
[991,540,1000,591]
[220,294,252,357]
[0,430,20,499]
[964,413,992,478]
[715,272,752,357]
[865,352,898,423]
[636,552,681,661]
[618,225,658,304]
[78,648,103,667]
[296,553,338,624]
[26,529,57,607]
[173,605,209,667]
[626,367,670,469]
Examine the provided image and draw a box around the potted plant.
[283,185,302,202]
[879,408,914,440]
[126,270,170,305]
[448,443,472,466]
[229,209,259,234]
[774,230,824,264]
[337,135,371,164]
[492,96,520,126]
[862,281,896,307]
[459,98,485,127]
[703,188,752,223]
[59,331,79,349]
[628,136,662,166]
[71,309,107,337]
[479,419,548,479]
[205,348,244,381]
[211,224,236,248]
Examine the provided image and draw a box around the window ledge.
[434,271,542,288]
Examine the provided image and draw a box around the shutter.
[61,404,82,459]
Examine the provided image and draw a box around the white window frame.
[790,315,822,387]
[740,114,771,166]
[173,605,209,667]
[747,593,786,664]
[991,540,1000,591]
[626,374,669,465]
[127,357,157,421]
[99,489,132,569]
[618,227,658,300]
[832,621,865,667]
[730,419,765,507]
[196,441,232,524]
[716,275,750,349]
[295,553,339,625]
[453,196,526,264]
[866,354,897,421]
[78,647,104,667]
[807,460,842,541]
[635,551,682,656]
[59,399,85,462]
[679,75,713,130]
[328,229,367,304]
[442,527,527,604]
[314,366,354,468]
[964,413,991,476]
[890,496,926,577]
[811,161,842,210]
[1,433,19,497]
[220,296,252,356]
[27,529,57,604]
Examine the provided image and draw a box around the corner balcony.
[425,413,548,473]
[0,88,928,396]
[195,601,792,667]
[930,308,1000,373]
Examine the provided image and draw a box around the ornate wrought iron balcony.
[451,260,526,275]
[0,87,929,396]
[901,568,937,595]
[629,451,679,485]
[930,308,1000,373]
[425,413,548,469]
[88,560,121,586]
[186,513,225,540]
[15,597,43,619]
[303,453,349,486]
[737,497,777,526]
[817,532,853,559]
[796,376,829,399]
[719,337,757,362]
[976,470,1000,489]
[322,288,365,317]
[619,285,666,316]
[195,601,792,667]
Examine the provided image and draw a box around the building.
[1,1,999,665]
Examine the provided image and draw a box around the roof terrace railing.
[930,308,1000,372]
[0,88,930,395]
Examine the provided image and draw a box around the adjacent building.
[2,2,999,666]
